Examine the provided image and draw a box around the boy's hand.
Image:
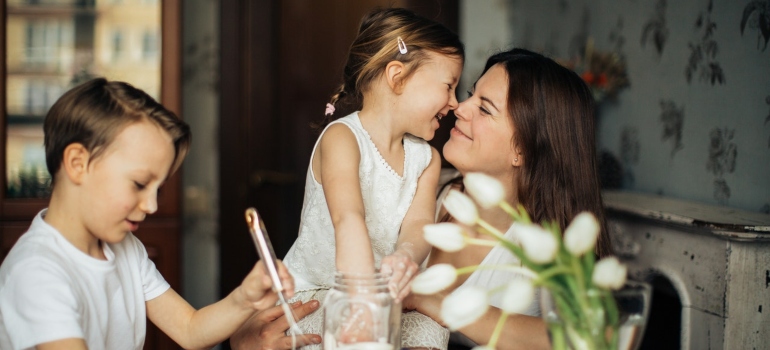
[380,248,418,303]
[238,260,294,311]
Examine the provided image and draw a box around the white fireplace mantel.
[603,190,770,350]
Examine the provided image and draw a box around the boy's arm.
[382,147,442,301]
[318,123,375,274]
[147,261,286,349]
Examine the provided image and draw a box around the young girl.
[281,7,464,350]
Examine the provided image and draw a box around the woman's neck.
[464,170,519,233]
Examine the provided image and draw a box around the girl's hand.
[403,292,446,327]
[238,260,294,311]
[380,249,419,303]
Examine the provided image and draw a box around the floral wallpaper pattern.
[659,99,684,156]
[503,0,770,212]
[641,0,669,56]
[685,0,725,85]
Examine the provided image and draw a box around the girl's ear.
[61,143,91,185]
[385,60,407,94]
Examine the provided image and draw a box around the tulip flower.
[443,189,479,225]
[564,212,600,256]
[464,172,505,209]
[511,223,558,264]
[411,264,457,295]
[440,286,489,330]
[592,256,627,290]
[500,279,535,314]
[423,223,467,252]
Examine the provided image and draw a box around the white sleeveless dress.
[283,112,449,349]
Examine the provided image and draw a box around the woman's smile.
[451,125,472,140]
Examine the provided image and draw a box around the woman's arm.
[382,147,442,301]
[317,123,375,274]
[404,289,550,350]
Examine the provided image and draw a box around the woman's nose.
[454,100,471,121]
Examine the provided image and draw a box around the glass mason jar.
[323,271,401,350]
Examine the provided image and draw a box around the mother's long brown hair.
[484,48,612,258]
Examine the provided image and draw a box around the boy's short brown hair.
[44,78,191,184]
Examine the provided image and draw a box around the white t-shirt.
[0,210,170,350]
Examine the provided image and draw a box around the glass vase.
[540,280,651,350]
[323,271,401,350]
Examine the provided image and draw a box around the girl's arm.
[317,123,375,274]
[36,338,88,350]
[382,147,442,301]
[403,292,550,350]
[146,260,291,349]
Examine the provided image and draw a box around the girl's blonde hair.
[321,7,464,126]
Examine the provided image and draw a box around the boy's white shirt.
[0,209,170,350]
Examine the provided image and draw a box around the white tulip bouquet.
[412,172,629,350]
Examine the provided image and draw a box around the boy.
[0,78,293,349]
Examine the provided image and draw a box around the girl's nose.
[140,192,158,214]
[448,92,459,110]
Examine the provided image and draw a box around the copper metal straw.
[245,208,302,335]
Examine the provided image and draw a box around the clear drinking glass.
[323,271,401,350]
[541,280,652,350]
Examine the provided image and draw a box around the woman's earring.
[514,157,519,162]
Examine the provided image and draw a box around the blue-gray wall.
[461,0,770,213]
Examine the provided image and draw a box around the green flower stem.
[601,288,620,349]
[550,288,582,325]
[536,266,572,281]
[476,220,507,240]
[475,219,545,273]
[548,323,568,350]
[487,311,509,348]
[499,202,530,223]
[563,275,597,346]
[455,264,537,279]
[465,237,500,247]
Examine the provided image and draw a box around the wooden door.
[218,3,458,340]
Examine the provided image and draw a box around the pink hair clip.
[325,103,335,116]
[397,36,408,54]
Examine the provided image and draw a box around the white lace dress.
[282,112,448,349]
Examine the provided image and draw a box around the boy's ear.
[385,60,407,94]
[61,143,90,185]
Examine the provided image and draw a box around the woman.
[402,47,612,349]
[231,47,611,349]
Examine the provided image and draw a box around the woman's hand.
[380,248,419,303]
[230,300,322,350]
